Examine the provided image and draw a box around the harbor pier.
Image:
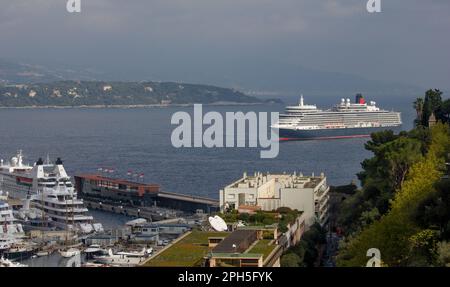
[75,174,219,216]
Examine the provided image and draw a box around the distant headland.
[0,81,282,108]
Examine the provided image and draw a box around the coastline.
[0,102,273,109]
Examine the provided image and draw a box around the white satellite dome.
[208,215,228,232]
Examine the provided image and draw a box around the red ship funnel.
[355,93,365,104]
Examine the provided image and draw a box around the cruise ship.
[272,94,402,140]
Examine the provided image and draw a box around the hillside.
[0,59,426,103]
[0,81,265,107]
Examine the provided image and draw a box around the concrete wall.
[280,188,315,226]
[220,187,257,211]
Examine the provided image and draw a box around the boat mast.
[42,188,46,228]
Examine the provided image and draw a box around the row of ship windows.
[280,115,400,119]
[42,209,84,216]
[278,117,401,122]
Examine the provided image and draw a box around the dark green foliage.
[329,184,357,195]
[442,99,450,123]
[280,252,302,267]
[415,89,449,126]
[339,129,426,235]
[0,81,261,107]
[336,105,450,267]
[280,223,327,267]
[276,207,293,214]
[414,179,450,240]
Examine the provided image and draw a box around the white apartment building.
[219,172,330,226]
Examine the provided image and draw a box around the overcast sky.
[0,0,449,90]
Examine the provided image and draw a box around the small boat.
[81,262,111,268]
[3,244,37,261]
[0,257,28,267]
[93,248,153,267]
[84,244,104,254]
[59,248,80,258]
[36,250,51,257]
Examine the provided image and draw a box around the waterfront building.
[219,172,330,226]
[75,174,160,206]
[75,174,219,213]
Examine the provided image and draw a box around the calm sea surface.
[0,102,415,199]
[3,100,416,267]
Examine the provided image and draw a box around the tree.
[437,241,450,267]
[382,137,423,189]
[414,179,450,239]
[441,99,450,124]
[413,97,424,126]
[280,252,301,267]
[337,123,450,267]
[359,207,380,227]
[421,89,443,126]
[407,229,439,266]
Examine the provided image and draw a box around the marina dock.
[75,174,219,216]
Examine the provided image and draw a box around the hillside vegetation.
[336,90,450,267]
[0,81,264,107]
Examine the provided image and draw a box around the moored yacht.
[0,192,25,252]
[0,191,35,261]
[93,248,153,267]
[28,186,104,234]
[0,151,73,200]
[0,152,103,234]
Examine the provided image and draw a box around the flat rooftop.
[143,231,227,267]
[246,239,276,260]
[75,174,160,190]
[212,230,256,253]
[143,230,278,267]
[227,172,325,189]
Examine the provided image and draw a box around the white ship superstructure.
[0,192,25,252]
[29,186,102,233]
[0,151,73,199]
[273,94,402,140]
[0,151,103,234]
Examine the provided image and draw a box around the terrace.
[143,231,226,267]
[143,229,280,267]
[246,239,277,261]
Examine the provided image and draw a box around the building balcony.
[314,185,329,201]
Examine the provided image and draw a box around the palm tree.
[413,98,424,126]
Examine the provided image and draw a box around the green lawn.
[247,239,276,260]
[143,231,227,267]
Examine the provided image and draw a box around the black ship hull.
[278,126,400,141]
[0,249,35,261]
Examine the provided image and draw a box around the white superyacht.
[0,151,103,234]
